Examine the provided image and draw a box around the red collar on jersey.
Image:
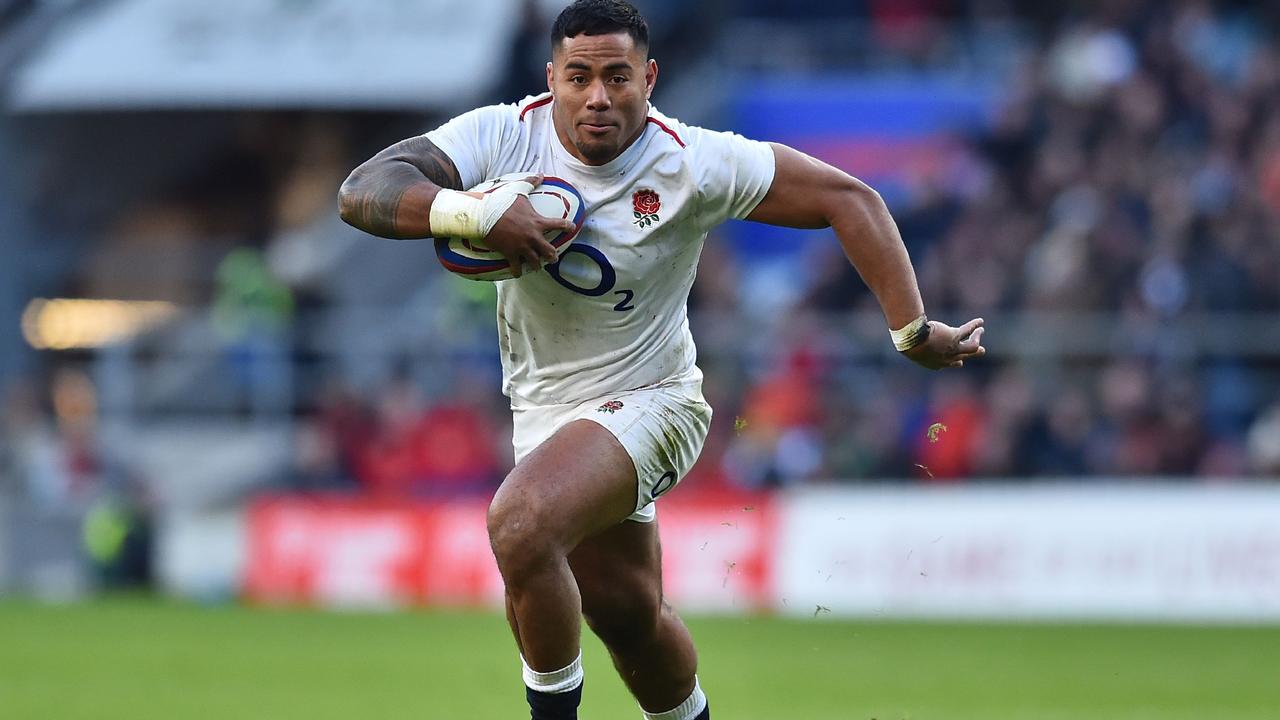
[518,95,685,148]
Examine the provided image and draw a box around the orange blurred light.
[21,298,179,350]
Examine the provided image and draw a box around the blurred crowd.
[286,369,508,498]
[688,0,1280,487]
[287,0,1280,495]
[3,0,1280,519]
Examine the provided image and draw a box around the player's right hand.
[903,317,986,370]
[482,174,576,278]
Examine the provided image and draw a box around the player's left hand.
[902,317,985,370]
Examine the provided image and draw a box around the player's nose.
[585,80,610,109]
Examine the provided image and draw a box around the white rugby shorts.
[511,382,712,523]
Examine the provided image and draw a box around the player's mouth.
[579,122,616,136]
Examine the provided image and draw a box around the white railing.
[87,307,1280,421]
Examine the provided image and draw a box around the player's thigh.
[569,518,664,639]
[488,418,639,555]
[564,384,713,522]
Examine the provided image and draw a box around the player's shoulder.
[647,105,766,174]
[646,105,756,155]
[644,106,689,151]
[443,94,548,131]
[514,92,554,122]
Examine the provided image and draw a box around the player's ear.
[546,61,554,92]
[645,59,657,100]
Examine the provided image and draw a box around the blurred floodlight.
[21,298,179,350]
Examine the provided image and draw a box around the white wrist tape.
[429,178,537,241]
[891,314,929,352]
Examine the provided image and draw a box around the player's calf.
[582,598,707,719]
[574,535,705,719]
[640,678,710,720]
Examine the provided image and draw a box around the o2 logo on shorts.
[547,244,635,312]
[651,470,677,499]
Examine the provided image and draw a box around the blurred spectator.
[722,348,826,489]
[288,416,350,493]
[910,376,988,481]
[1,369,103,508]
[295,376,375,492]
[213,247,295,419]
[356,372,504,499]
[1248,402,1280,477]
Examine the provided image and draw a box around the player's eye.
[570,75,588,85]
[611,76,628,84]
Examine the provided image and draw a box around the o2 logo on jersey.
[547,244,635,312]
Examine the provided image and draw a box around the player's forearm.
[829,180,926,329]
[338,136,463,239]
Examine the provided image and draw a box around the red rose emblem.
[633,189,661,214]
[632,189,661,227]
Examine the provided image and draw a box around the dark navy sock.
[694,701,710,719]
[526,682,582,720]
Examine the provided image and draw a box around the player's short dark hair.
[551,0,649,54]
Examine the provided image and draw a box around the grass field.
[2,597,1277,720]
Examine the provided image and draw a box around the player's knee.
[487,491,561,579]
[581,580,662,649]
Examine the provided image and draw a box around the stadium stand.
[0,0,1277,534]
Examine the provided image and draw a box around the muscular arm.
[747,143,984,368]
[747,143,923,329]
[337,136,463,239]
[337,134,564,274]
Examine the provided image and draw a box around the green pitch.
[2,597,1277,720]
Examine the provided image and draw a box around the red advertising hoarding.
[245,495,776,611]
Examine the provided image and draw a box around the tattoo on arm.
[340,137,463,238]
[398,136,463,191]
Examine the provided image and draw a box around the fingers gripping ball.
[435,173,585,282]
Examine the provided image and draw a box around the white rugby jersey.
[426,93,776,408]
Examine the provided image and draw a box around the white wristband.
[429,189,485,239]
[429,178,538,241]
[891,314,929,352]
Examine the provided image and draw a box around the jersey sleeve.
[423,103,521,190]
[684,125,777,228]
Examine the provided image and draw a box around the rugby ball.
[434,173,585,281]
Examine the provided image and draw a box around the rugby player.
[339,2,985,718]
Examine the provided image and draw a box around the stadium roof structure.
[6,0,517,111]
